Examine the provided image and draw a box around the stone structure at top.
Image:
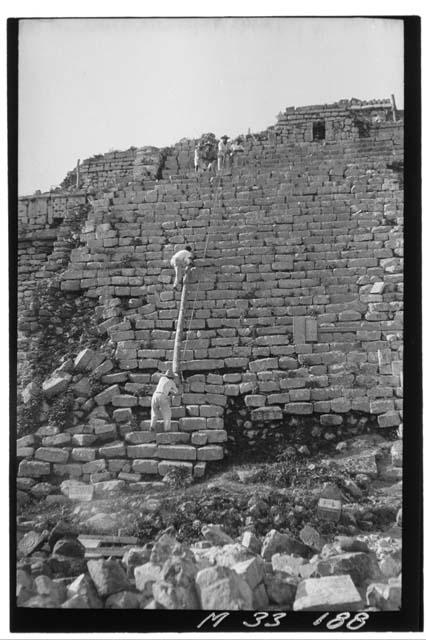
[16,98,404,492]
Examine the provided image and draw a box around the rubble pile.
[17,522,401,610]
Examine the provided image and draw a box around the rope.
[182,168,223,362]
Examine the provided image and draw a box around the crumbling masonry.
[16,98,403,500]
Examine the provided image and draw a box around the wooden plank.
[78,534,138,545]
[293,316,306,344]
[305,317,318,342]
[85,547,130,558]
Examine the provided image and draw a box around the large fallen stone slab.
[317,551,381,586]
[196,565,253,610]
[67,574,103,608]
[42,373,71,398]
[261,529,311,560]
[293,575,363,611]
[87,559,130,597]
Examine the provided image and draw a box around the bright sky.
[18,17,404,195]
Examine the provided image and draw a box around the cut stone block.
[180,417,207,431]
[99,442,126,458]
[71,448,96,462]
[249,358,278,373]
[42,374,71,398]
[293,575,363,611]
[378,411,400,428]
[125,431,156,444]
[127,444,158,458]
[41,433,72,447]
[72,434,97,447]
[112,395,138,407]
[95,385,120,406]
[132,459,159,474]
[155,432,190,445]
[94,423,117,440]
[74,348,96,372]
[251,406,283,422]
[197,445,224,461]
[18,460,50,477]
[191,432,208,446]
[206,417,224,429]
[193,462,206,478]
[113,408,133,423]
[82,459,106,474]
[156,445,197,461]
[284,402,313,415]
[35,447,69,464]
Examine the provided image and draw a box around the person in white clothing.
[170,245,194,290]
[217,136,229,172]
[194,145,203,173]
[150,369,180,432]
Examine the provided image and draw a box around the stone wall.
[16,99,404,494]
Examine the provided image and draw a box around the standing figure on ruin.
[150,369,180,433]
[217,135,229,172]
[194,145,203,173]
[229,136,245,168]
[170,245,194,290]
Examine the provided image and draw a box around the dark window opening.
[354,118,371,138]
[313,120,326,141]
[50,217,63,229]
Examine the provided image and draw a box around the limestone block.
[53,463,83,477]
[193,462,206,478]
[95,385,121,406]
[71,448,96,462]
[293,575,362,611]
[197,445,224,461]
[320,414,343,426]
[99,442,126,458]
[284,402,313,415]
[191,432,208,446]
[127,444,158,458]
[74,348,96,372]
[378,411,400,428]
[42,433,72,447]
[132,459,159,474]
[82,459,106,474]
[199,405,224,417]
[125,431,156,444]
[112,395,138,407]
[205,430,227,444]
[244,395,265,408]
[17,447,34,459]
[251,406,283,421]
[35,447,69,464]
[155,432,190,445]
[17,435,35,448]
[94,423,117,440]
[180,417,207,431]
[42,374,71,398]
[18,460,50,477]
[72,434,97,447]
[157,445,197,461]
[206,417,224,429]
[249,358,278,373]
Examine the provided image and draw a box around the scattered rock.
[202,524,234,546]
[85,513,119,533]
[337,536,370,553]
[105,590,143,609]
[366,578,401,610]
[18,530,48,557]
[241,530,261,554]
[317,552,381,586]
[261,529,311,561]
[196,565,253,610]
[65,573,102,608]
[293,575,363,611]
[134,562,162,596]
[52,538,85,558]
[299,525,324,552]
[87,559,130,597]
[265,573,298,605]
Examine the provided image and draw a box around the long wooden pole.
[172,269,190,376]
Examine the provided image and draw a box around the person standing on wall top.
[194,145,203,173]
[150,369,180,433]
[170,245,194,290]
[217,135,229,172]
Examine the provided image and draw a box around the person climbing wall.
[170,245,194,290]
[149,369,180,433]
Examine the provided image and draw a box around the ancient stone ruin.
[16,97,403,612]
